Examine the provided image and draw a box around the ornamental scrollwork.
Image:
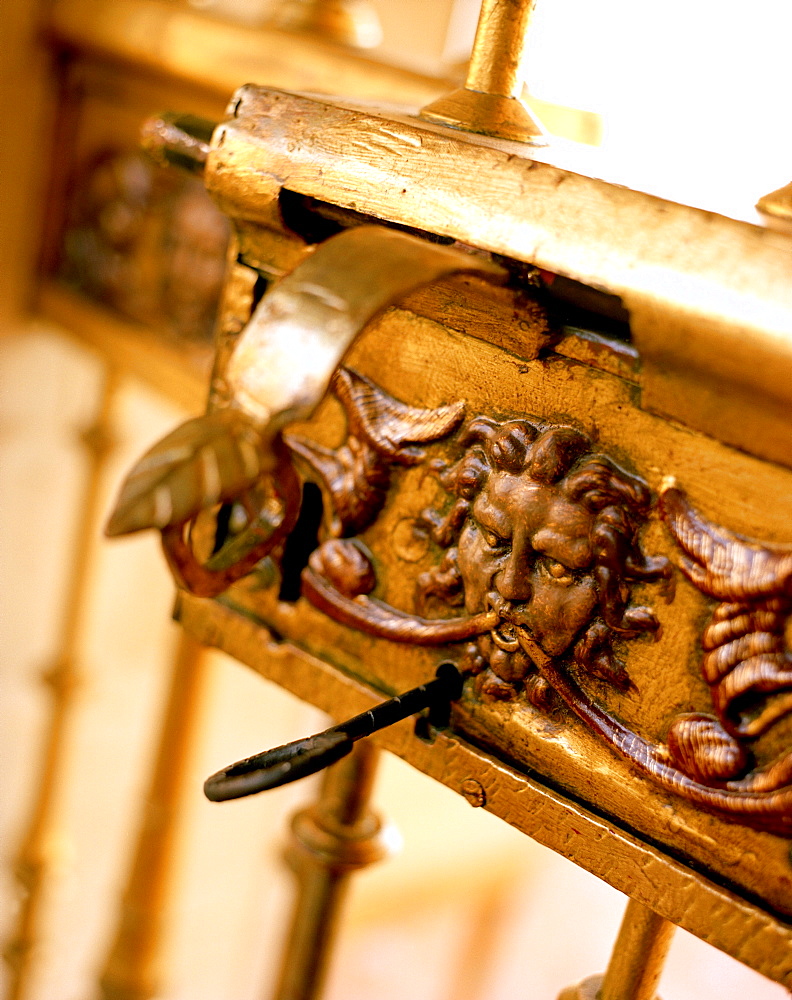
[292,369,792,836]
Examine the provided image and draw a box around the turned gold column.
[421,0,546,143]
[98,633,208,1000]
[559,897,676,1000]
[3,366,119,1000]
[273,741,397,1000]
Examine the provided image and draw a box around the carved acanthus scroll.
[286,368,467,538]
[292,368,792,835]
[660,485,792,740]
[656,486,792,829]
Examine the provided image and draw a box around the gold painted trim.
[176,592,792,990]
[207,87,792,467]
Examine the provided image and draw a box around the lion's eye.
[546,559,574,582]
[481,527,509,550]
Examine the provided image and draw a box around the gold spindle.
[98,633,208,1000]
[273,741,397,1000]
[3,364,119,1000]
[467,0,536,99]
[420,0,546,144]
[600,898,675,1000]
[558,897,675,1000]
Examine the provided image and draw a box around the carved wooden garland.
[285,368,792,835]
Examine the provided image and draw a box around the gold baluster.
[420,0,546,144]
[98,633,208,1000]
[559,897,676,1000]
[3,365,119,1000]
[273,741,397,1000]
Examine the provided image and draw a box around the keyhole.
[278,482,324,602]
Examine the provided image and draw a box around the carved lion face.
[419,416,667,701]
[457,469,599,664]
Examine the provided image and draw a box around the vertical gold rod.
[98,632,208,1000]
[419,0,545,142]
[3,364,120,1000]
[272,741,394,1000]
[466,0,537,98]
[600,897,676,1000]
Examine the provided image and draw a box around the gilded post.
[98,633,208,1000]
[600,898,675,1000]
[466,0,537,99]
[558,897,675,1000]
[3,366,118,1000]
[420,0,546,143]
[273,741,397,1000]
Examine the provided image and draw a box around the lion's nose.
[494,554,533,603]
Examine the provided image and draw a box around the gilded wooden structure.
[11,0,791,996]
[3,3,470,999]
[106,39,792,993]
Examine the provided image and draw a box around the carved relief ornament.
[287,368,792,836]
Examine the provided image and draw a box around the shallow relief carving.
[288,368,792,836]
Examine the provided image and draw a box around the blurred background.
[1,1,791,998]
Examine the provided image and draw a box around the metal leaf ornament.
[105,226,506,596]
[106,409,268,537]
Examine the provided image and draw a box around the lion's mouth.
[486,592,534,653]
[490,620,521,652]
[483,592,553,671]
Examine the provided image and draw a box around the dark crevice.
[278,482,324,602]
[249,271,269,312]
[212,503,234,554]
[278,190,456,246]
[540,272,632,343]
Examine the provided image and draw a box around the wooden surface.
[0,0,55,334]
[176,592,792,988]
[63,33,792,996]
[17,1,775,997]
[182,301,792,908]
[47,0,450,106]
[206,87,792,467]
[147,209,792,988]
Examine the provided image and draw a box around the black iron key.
[204,662,463,801]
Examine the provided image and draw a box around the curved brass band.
[225,226,504,428]
[106,227,505,597]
